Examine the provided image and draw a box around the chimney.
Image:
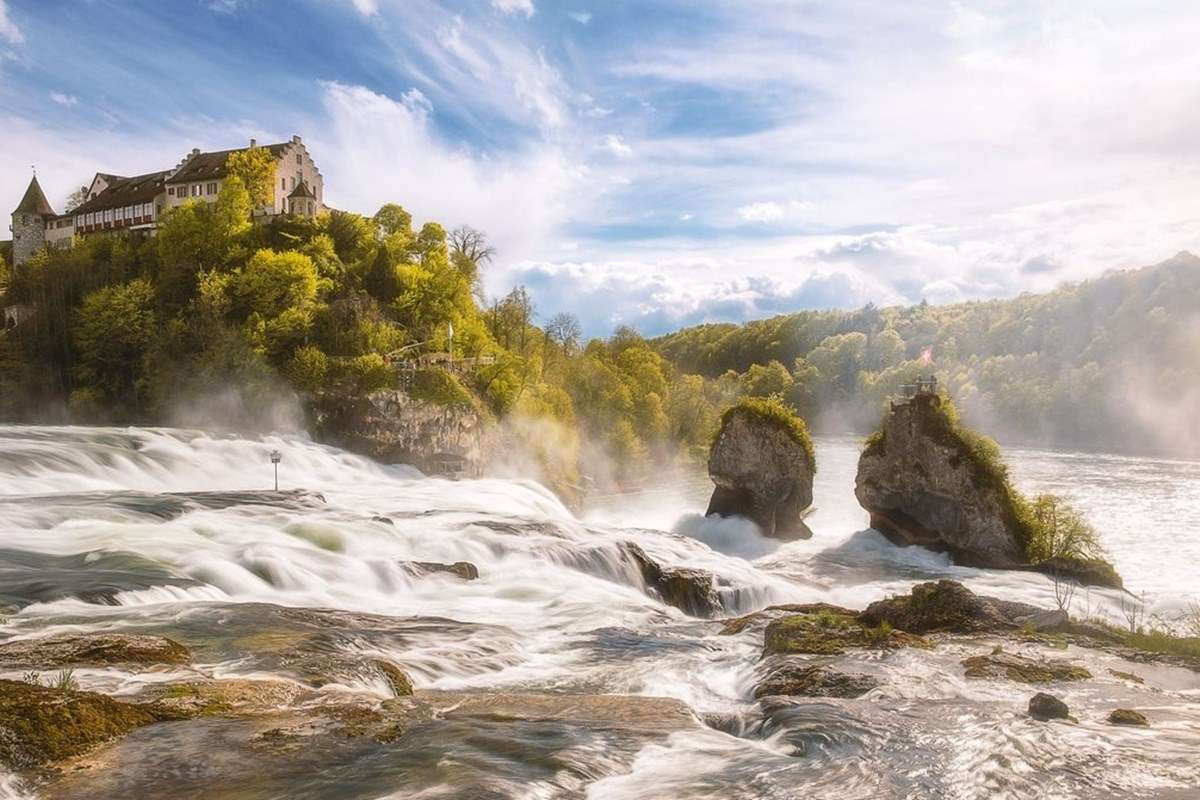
[249,138,257,148]
[292,135,302,144]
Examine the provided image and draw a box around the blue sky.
[3,0,1200,335]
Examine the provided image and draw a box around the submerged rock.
[706,399,815,540]
[621,542,724,618]
[1107,708,1149,726]
[754,663,878,699]
[962,651,1091,683]
[0,633,190,670]
[0,678,186,771]
[403,561,480,581]
[1028,692,1070,721]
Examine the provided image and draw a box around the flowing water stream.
[0,425,1197,799]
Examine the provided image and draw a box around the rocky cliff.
[706,398,815,540]
[308,390,490,475]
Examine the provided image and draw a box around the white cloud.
[491,0,534,18]
[0,0,23,45]
[49,92,78,107]
[679,213,693,221]
[736,201,783,223]
[736,199,810,224]
[599,134,633,158]
[314,81,579,264]
[569,11,591,25]
[351,0,379,16]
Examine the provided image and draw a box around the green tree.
[226,146,277,209]
[236,249,319,318]
[72,279,156,415]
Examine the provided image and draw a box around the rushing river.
[0,425,1197,799]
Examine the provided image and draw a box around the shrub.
[409,367,474,407]
[718,395,816,472]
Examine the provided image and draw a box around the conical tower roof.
[14,175,55,216]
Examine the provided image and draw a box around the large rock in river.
[855,392,1027,568]
[706,399,815,540]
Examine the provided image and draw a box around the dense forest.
[2,153,1197,489]
[655,252,1200,457]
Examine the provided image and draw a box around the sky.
[2,0,1200,336]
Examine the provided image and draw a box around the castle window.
[296,153,302,164]
[191,184,201,197]
[206,182,217,195]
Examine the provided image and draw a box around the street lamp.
[270,449,281,491]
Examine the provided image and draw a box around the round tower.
[12,174,55,267]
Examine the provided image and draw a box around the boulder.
[859,580,1009,634]
[621,542,723,618]
[706,400,815,540]
[962,651,1091,683]
[1028,692,1070,721]
[855,393,1026,567]
[1107,708,1149,726]
[754,663,878,699]
[0,633,190,670]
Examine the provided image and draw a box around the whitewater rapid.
[1,425,1197,799]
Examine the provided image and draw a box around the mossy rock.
[763,610,928,656]
[961,651,1091,683]
[1107,708,1149,726]
[858,580,1009,634]
[0,678,188,771]
[754,663,878,699]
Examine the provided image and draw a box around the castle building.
[8,135,324,268]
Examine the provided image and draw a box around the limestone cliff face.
[706,405,814,540]
[854,394,1026,568]
[308,390,490,474]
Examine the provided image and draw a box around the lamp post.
[270,449,281,491]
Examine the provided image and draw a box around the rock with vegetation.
[1107,708,1149,726]
[753,663,878,699]
[309,387,489,474]
[1028,692,1070,721]
[962,651,1091,683]
[763,608,928,656]
[859,580,1009,634]
[855,393,1121,587]
[622,542,724,618]
[0,678,187,771]
[706,397,816,540]
[0,633,190,670]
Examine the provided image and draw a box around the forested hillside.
[655,252,1200,457]
[0,157,737,488]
